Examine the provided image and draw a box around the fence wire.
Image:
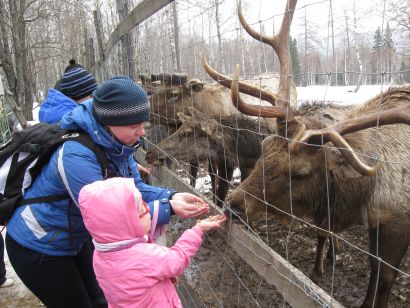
[15,0,410,307]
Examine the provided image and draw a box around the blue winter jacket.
[38,88,77,124]
[7,100,174,256]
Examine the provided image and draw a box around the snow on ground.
[32,102,39,122]
[296,84,392,106]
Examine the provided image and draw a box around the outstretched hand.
[195,214,227,232]
[170,277,179,285]
[170,192,210,218]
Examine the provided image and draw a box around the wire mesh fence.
[3,0,410,307]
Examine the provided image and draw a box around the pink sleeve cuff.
[191,226,204,237]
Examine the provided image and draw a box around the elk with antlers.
[228,72,410,308]
[145,107,274,206]
[203,0,410,307]
[139,71,297,128]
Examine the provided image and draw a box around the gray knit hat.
[60,66,98,101]
[92,76,150,126]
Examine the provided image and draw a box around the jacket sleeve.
[129,156,176,225]
[141,227,204,280]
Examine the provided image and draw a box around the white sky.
[227,0,388,34]
[178,0,394,48]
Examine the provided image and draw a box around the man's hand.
[137,164,152,175]
[170,277,179,285]
[170,192,210,218]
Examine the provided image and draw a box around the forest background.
[0,0,409,121]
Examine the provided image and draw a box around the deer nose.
[145,150,158,163]
[145,150,153,162]
[225,201,244,221]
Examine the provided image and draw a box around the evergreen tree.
[383,23,394,48]
[373,27,382,51]
[371,27,383,84]
[383,23,395,77]
[289,37,301,85]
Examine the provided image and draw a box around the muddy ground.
[1,167,409,308]
[168,166,410,307]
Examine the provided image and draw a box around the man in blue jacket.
[6,76,210,308]
[38,60,98,124]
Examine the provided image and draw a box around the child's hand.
[170,277,179,285]
[195,215,227,232]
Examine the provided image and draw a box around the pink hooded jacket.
[79,177,204,308]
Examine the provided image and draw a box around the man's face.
[107,122,145,146]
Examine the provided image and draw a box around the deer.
[140,67,296,189]
[203,1,410,307]
[145,107,274,206]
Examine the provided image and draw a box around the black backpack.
[0,123,115,225]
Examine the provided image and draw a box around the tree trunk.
[9,0,33,120]
[0,0,17,95]
[116,0,136,79]
[215,0,225,72]
[172,2,181,72]
[93,8,107,81]
[352,7,363,93]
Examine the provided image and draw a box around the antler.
[231,64,289,119]
[290,103,410,176]
[202,0,297,116]
[238,0,296,104]
[202,55,283,105]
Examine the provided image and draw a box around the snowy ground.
[296,84,392,105]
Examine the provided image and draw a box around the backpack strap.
[16,131,115,207]
[70,132,113,179]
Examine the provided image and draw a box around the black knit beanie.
[60,66,98,101]
[92,76,150,126]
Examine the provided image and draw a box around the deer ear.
[188,107,206,122]
[185,79,204,92]
[200,119,221,138]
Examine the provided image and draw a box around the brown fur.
[146,109,274,206]
[145,74,298,126]
[227,86,410,308]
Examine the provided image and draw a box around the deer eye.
[291,172,309,181]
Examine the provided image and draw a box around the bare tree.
[352,5,363,92]
[215,0,225,72]
[116,0,136,79]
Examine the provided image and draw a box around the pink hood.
[79,177,145,244]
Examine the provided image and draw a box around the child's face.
[138,200,151,234]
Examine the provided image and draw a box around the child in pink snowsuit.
[79,177,226,308]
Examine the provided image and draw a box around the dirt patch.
[169,165,410,307]
[168,213,410,307]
